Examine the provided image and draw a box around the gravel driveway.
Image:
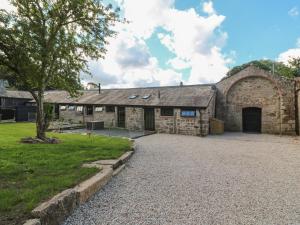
[63,133,300,225]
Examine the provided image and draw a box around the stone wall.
[59,105,117,127]
[93,107,116,128]
[125,107,144,131]
[154,108,176,134]
[295,78,300,135]
[198,94,216,136]
[216,66,296,135]
[155,107,212,136]
[58,104,214,136]
[59,108,83,123]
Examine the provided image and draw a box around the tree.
[0,0,119,141]
[226,60,297,79]
[288,57,300,77]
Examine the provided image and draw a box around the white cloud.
[1,0,232,87]
[277,38,300,65]
[278,48,300,65]
[156,3,231,83]
[115,0,174,39]
[188,47,230,84]
[83,27,182,88]
[0,0,15,12]
[167,57,190,70]
[288,7,299,17]
[203,1,216,15]
[84,0,232,87]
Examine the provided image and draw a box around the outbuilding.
[44,84,216,136]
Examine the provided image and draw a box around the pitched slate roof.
[0,90,33,99]
[43,84,216,108]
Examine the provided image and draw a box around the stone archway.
[225,76,282,133]
[225,75,283,104]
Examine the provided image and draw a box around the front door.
[242,107,262,133]
[54,104,60,119]
[144,108,155,131]
[117,107,125,128]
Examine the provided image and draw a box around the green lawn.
[0,123,132,225]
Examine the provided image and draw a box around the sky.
[1,0,300,88]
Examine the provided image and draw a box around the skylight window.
[129,95,139,99]
[142,95,151,99]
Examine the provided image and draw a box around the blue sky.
[149,0,300,74]
[2,0,300,87]
[90,0,300,87]
[212,0,300,65]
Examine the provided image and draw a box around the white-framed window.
[60,105,67,111]
[95,106,103,112]
[68,105,75,111]
[76,106,83,112]
[181,109,197,117]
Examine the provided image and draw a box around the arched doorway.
[242,107,262,133]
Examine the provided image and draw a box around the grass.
[0,123,132,225]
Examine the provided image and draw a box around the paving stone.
[23,219,41,225]
[93,159,122,169]
[74,166,113,204]
[32,189,78,225]
[118,151,134,163]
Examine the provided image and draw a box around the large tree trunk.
[36,91,46,140]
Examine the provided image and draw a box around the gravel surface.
[63,133,300,225]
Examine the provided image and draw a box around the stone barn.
[216,65,296,135]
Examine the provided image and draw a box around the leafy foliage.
[226,60,298,79]
[0,0,120,138]
[288,57,300,76]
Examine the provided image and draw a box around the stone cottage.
[43,84,216,136]
[2,65,300,136]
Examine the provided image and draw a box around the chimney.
[158,90,160,99]
[98,83,101,94]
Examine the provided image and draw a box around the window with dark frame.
[106,106,115,113]
[86,105,93,115]
[161,107,174,116]
[181,109,197,117]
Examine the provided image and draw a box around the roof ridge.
[82,83,216,92]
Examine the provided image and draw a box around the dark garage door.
[242,107,262,133]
